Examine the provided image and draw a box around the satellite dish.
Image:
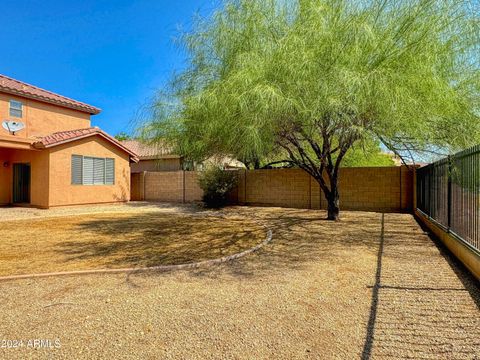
[2,120,25,134]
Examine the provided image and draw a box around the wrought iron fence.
[416,145,480,254]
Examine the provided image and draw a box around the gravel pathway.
[0,207,478,359]
[367,213,480,359]
[0,202,202,222]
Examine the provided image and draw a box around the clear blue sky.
[0,0,219,135]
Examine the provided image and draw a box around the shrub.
[198,167,237,208]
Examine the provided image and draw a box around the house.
[121,139,245,173]
[0,74,138,208]
[121,140,182,172]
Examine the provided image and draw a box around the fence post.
[447,156,452,231]
[244,169,247,203]
[143,171,147,201]
[237,171,240,204]
[399,166,402,211]
[309,175,312,209]
[183,170,186,203]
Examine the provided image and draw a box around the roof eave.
[34,131,140,162]
[0,87,101,115]
[0,135,36,150]
[140,154,182,160]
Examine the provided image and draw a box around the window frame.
[71,155,115,186]
[9,100,23,118]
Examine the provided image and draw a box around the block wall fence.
[131,166,414,212]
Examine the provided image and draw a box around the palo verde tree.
[146,0,479,220]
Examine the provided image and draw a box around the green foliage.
[198,167,238,208]
[263,137,395,167]
[343,149,394,167]
[144,0,479,218]
[114,132,132,141]
[146,0,479,165]
[342,138,394,167]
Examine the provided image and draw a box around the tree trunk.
[326,190,340,220]
[312,173,340,220]
[326,177,340,221]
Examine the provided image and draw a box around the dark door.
[13,163,31,204]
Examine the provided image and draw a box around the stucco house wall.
[1,136,131,208]
[0,93,91,139]
[0,148,50,207]
[47,136,131,207]
[0,74,138,208]
[0,158,8,204]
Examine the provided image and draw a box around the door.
[13,163,31,204]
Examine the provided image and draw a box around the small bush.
[198,167,238,208]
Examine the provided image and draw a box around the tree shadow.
[55,206,383,279]
[361,213,387,360]
[172,207,384,279]
[123,200,206,214]
[414,217,480,309]
[361,213,480,359]
[55,212,265,268]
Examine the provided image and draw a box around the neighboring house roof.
[120,140,245,169]
[0,74,101,115]
[33,127,139,162]
[415,162,430,168]
[203,155,246,169]
[120,140,179,160]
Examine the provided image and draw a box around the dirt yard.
[0,203,478,359]
[0,210,265,276]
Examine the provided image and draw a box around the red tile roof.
[33,127,139,162]
[120,140,178,159]
[0,74,101,115]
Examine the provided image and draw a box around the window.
[9,100,23,118]
[71,155,115,185]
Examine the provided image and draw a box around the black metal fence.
[416,145,480,254]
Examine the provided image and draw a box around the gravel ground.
[0,206,478,359]
[0,202,202,222]
[0,211,265,276]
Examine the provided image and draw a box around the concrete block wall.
[330,166,413,212]
[238,166,413,212]
[131,166,414,212]
[237,169,311,209]
[184,171,203,202]
[144,171,184,202]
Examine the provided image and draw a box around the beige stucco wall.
[0,91,133,208]
[0,92,91,139]
[0,154,7,204]
[0,147,50,207]
[131,158,182,173]
[1,136,131,208]
[47,136,131,207]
